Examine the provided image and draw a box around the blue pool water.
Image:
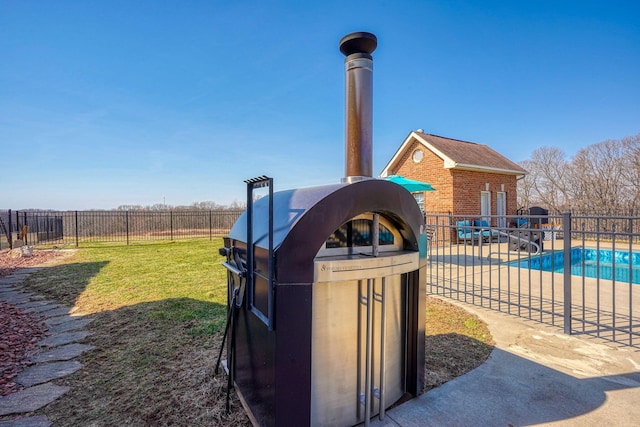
[514,248,640,284]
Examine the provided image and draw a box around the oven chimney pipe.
[340,32,377,182]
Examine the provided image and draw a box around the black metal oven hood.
[228,179,424,283]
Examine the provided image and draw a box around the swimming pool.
[514,248,640,284]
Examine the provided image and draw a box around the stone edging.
[0,267,93,426]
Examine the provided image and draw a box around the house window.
[480,191,491,222]
[413,192,425,214]
[497,191,506,228]
[412,149,424,163]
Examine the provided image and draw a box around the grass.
[14,239,248,426]
[424,297,495,391]
[8,239,493,426]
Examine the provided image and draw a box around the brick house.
[380,131,527,227]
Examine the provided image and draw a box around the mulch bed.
[0,248,68,279]
[0,301,49,395]
[0,249,71,396]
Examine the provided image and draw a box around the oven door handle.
[222,261,245,277]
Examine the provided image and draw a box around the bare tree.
[572,139,629,215]
[516,160,536,210]
[620,134,640,213]
[190,201,225,210]
[116,204,144,211]
[523,147,572,213]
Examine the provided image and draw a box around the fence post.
[14,211,20,245]
[16,211,20,248]
[8,209,12,250]
[562,211,572,335]
[126,211,130,245]
[209,210,212,240]
[22,211,27,245]
[170,210,173,241]
[74,211,79,247]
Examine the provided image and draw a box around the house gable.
[381,131,527,177]
[380,131,526,217]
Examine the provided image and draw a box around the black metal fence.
[0,209,243,248]
[2,208,638,347]
[425,212,640,348]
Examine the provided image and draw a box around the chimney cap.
[339,32,377,57]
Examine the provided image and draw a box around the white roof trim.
[447,163,527,176]
[380,132,416,177]
[414,133,451,163]
[380,131,455,176]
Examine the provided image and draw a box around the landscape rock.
[6,247,32,259]
[15,361,82,387]
[37,330,91,348]
[30,344,95,363]
[0,415,52,427]
[0,383,69,416]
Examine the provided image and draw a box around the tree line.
[517,133,640,216]
[115,200,246,211]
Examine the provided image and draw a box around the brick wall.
[452,170,518,217]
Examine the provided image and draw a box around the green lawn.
[19,239,251,426]
[26,240,228,331]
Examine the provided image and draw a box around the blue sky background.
[2,0,639,210]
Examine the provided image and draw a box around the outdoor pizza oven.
[219,32,427,427]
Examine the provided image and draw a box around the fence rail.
[425,212,639,348]
[2,208,638,348]
[0,209,243,248]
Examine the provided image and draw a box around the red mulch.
[0,301,49,395]
[0,249,71,396]
[0,248,68,279]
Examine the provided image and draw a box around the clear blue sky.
[2,0,639,210]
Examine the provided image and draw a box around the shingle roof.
[381,131,527,176]
[416,132,527,173]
